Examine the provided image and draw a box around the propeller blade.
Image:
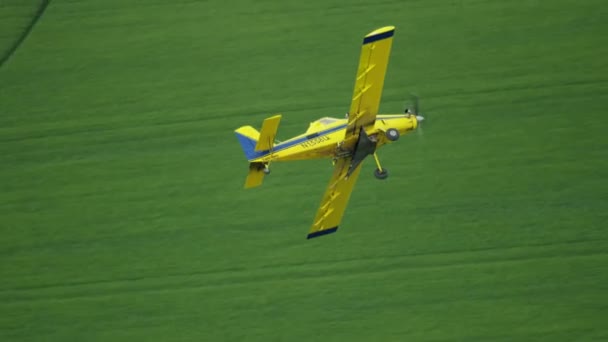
[411,94,419,114]
[405,93,427,135]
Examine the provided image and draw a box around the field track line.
[0,0,52,68]
[0,102,339,144]
[2,237,606,303]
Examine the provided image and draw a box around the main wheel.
[386,128,400,141]
[374,168,389,180]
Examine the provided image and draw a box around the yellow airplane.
[235,26,424,239]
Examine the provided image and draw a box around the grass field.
[1,0,608,340]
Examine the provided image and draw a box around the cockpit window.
[318,117,338,125]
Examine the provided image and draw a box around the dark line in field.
[389,78,608,104]
[2,237,606,303]
[427,327,596,342]
[2,248,606,305]
[259,236,608,271]
[0,0,52,68]
[0,102,341,144]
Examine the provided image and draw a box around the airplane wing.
[307,157,363,239]
[346,26,395,137]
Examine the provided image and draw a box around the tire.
[386,128,400,141]
[374,168,389,180]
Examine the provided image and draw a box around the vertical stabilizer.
[255,115,281,151]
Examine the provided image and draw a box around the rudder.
[255,115,281,151]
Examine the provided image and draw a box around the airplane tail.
[234,125,261,161]
[234,114,282,188]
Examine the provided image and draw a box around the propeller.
[405,94,425,133]
[411,94,419,115]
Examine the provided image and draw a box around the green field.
[1,0,608,340]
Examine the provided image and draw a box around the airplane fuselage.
[250,114,420,163]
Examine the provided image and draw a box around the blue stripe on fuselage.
[252,123,347,159]
[249,115,406,160]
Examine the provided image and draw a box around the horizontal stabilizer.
[244,162,266,189]
[255,115,281,151]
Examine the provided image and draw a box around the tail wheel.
[374,168,388,180]
[386,128,400,141]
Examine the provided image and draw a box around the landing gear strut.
[262,162,271,175]
[373,152,388,180]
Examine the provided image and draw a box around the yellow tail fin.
[236,114,280,188]
[255,114,281,151]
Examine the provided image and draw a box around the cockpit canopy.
[317,117,339,125]
[306,117,342,134]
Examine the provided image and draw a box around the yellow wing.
[307,157,363,239]
[346,26,395,137]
